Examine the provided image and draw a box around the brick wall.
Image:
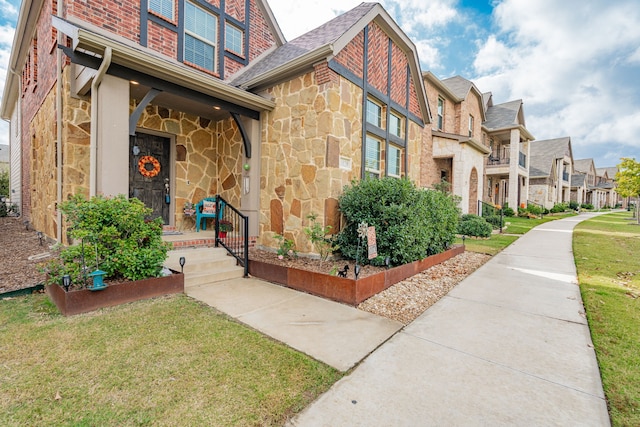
[366,23,389,96]
[66,0,140,45]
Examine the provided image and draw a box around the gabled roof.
[571,173,586,187]
[484,99,524,129]
[230,2,430,123]
[597,167,618,179]
[528,137,572,178]
[574,158,595,174]
[428,74,486,121]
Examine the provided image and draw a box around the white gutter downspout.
[55,3,63,243]
[89,46,112,197]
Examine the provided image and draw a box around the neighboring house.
[421,73,490,215]
[0,145,8,174]
[595,167,618,208]
[573,158,608,209]
[528,137,573,209]
[482,94,534,210]
[0,1,430,255]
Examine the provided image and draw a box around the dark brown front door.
[129,133,171,224]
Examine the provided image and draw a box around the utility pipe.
[89,46,112,197]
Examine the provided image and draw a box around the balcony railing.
[487,156,509,166]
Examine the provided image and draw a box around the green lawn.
[455,212,575,255]
[0,294,341,426]
[574,212,640,426]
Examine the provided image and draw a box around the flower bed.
[46,270,184,316]
[249,245,464,305]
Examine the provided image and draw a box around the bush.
[550,203,567,213]
[41,195,171,287]
[336,178,459,267]
[581,203,594,210]
[457,214,492,238]
[527,205,543,216]
[304,213,338,262]
[569,201,580,210]
[503,207,515,217]
[484,214,503,229]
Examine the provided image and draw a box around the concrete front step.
[165,247,245,288]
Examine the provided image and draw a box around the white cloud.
[471,0,640,160]
[0,0,18,21]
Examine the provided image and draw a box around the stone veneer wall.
[133,101,243,230]
[31,67,244,239]
[260,70,423,254]
[29,84,59,238]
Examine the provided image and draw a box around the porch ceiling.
[130,83,230,122]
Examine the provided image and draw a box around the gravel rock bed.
[357,251,490,324]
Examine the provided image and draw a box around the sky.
[2,0,640,168]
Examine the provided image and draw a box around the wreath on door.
[138,155,161,178]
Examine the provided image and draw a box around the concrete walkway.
[187,277,402,371]
[288,213,610,426]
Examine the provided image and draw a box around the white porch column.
[239,115,261,237]
[508,129,520,209]
[96,75,130,197]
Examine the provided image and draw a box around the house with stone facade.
[528,137,573,209]
[482,95,534,210]
[1,0,430,255]
[421,73,490,214]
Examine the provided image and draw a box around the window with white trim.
[388,144,402,177]
[437,97,444,130]
[468,114,474,137]
[366,99,382,127]
[184,2,218,72]
[389,111,402,138]
[365,135,381,178]
[225,23,243,55]
[149,0,174,20]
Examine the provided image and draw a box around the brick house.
[528,137,574,209]
[421,73,490,214]
[1,1,430,254]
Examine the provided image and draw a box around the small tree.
[304,213,338,264]
[616,158,640,223]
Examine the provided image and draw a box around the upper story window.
[437,97,444,130]
[149,0,175,21]
[468,115,474,137]
[388,144,401,178]
[365,135,381,179]
[389,111,403,138]
[184,1,218,73]
[366,99,382,128]
[225,23,244,56]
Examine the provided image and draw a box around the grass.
[455,212,575,255]
[573,211,640,426]
[0,294,341,426]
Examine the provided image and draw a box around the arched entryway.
[469,167,478,214]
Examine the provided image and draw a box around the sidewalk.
[288,213,610,426]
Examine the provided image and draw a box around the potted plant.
[218,219,233,238]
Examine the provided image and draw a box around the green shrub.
[274,233,297,259]
[569,201,580,210]
[41,195,171,287]
[457,214,492,238]
[581,203,594,210]
[303,213,337,262]
[484,214,503,229]
[527,204,543,216]
[336,178,459,267]
[550,203,567,213]
[502,207,515,217]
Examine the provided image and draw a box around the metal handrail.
[477,200,503,233]
[526,200,545,219]
[215,195,249,277]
